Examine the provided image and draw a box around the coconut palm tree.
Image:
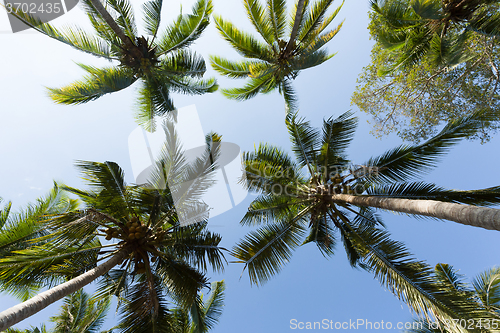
[0,127,226,331]
[232,109,500,327]
[7,0,217,131]
[210,0,344,111]
[370,0,500,72]
[405,264,500,333]
[0,187,79,302]
[6,290,114,333]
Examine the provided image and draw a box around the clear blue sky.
[1,0,500,332]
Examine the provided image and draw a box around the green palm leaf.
[231,211,309,285]
[4,7,114,60]
[213,15,273,61]
[268,0,287,40]
[107,0,137,40]
[365,108,500,183]
[244,0,275,45]
[156,0,212,55]
[142,0,163,39]
[48,65,136,105]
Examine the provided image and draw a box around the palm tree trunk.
[87,0,142,59]
[0,248,129,331]
[331,194,500,231]
[285,0,306,54]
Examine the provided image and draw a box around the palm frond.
[210,56,263,79]
[201,280,225,332]
[220,75,276,100]
[243,143,305,194]
[335,207,483,324]
[365,108,500,183]
[303,212,336,257]
[107,0,137,40]
[165,76,218,96]
[142,0,163,38]
[160,50,207,78]
[244,0,275,45]
[268,0,287,40]
[156,0,212,55]
[318,110,357,177]
[472,266,500,311]
[116,272,174,333]
[81,0,123,51]
[165,225,225,273]
[243,194,312,226]
[367,182,500,207]
[48,65,136,105]
[231,211,309,285]
[213,16,273,61]
[286,111,320,174]
[298,0,341,44]
[74,161,133,220]
[135,77,175,132]
[4,7,114,59]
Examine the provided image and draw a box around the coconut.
[129,227,136,233]
[129,233,135,240]
[112,231,119,237]
[135,232,142,239]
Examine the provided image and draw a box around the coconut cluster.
[100,217,168,275]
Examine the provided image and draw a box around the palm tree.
[0,186,79,302]
[405,264,500,333]
[232,109,500,327]
[7,0,217,131]
[370,0,500,72]
[0,126,226,331]
[6,290,114,333]
[210,0,344,111]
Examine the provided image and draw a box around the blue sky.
[1,0,500,332]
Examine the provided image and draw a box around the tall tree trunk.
[331,194,500,231]
[285,0,306,54]
[87,0,143,59]
[0,248,129,331]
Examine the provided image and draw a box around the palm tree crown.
[0,126,226,331]
[370,0,500,72]
[9,0,218,131]
[210,0,344,111]
[232,109,500,326]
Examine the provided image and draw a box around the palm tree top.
[0,126,227,330]
[6,0,218,131]
[232,108,500,324]
[210,0,344,111]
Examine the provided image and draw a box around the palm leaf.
[366,182,500,207]
[268,0,287,40]
[210,56,262,79]
[107,0,137,40]
[48,65,136,105]
[231,210,309,285]
[4,7,114,60]
[213,16,273,61]
[244,0,275,45]
[156,0,212,55]
[220,75,276,100]
[364,108,500,183]
[142,0,163,39]
[286,112,320,174]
